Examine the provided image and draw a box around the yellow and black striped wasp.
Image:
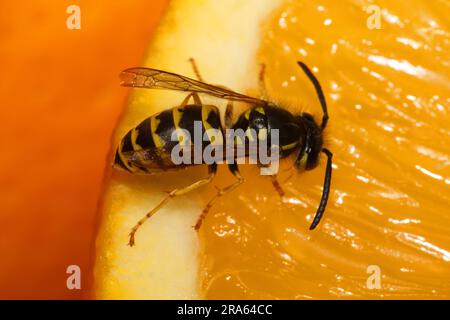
[115,59,332,246]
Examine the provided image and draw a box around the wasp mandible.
[115,59,332,246]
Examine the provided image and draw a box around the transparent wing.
[120,143,277,165]
[120,67,267,105]
[120,148,161,164]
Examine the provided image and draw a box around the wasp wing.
[120,143,276,167]
[120,148,160,163]
[120,67,267,105]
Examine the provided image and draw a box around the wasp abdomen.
[114,104,223,173]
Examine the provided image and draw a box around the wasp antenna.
[297,61,328,130]
[309,148,333,230]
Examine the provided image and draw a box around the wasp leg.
[179,91,202,108]
[188,57,234,128]
[225,100,234,128]
[194,163,244,231]
[188,57,204,82]
[258,63,268,100]
[270,175,286,200]
[188,57,236,127]
[282,169,295,184]
[128,164,217,247]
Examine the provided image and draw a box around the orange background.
[0,1,167,299]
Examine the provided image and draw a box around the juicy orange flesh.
[199,0,450,298]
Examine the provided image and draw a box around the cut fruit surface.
[95,0,450,299]
[94,0,283,299]
[200,0,450,299]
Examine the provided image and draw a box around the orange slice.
[94,0,283,299]
[95,0,450,299]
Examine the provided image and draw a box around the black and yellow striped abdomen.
[114,104,223,174]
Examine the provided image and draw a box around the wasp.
[115,59,332,246]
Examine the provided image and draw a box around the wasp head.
[295,113,323,171]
